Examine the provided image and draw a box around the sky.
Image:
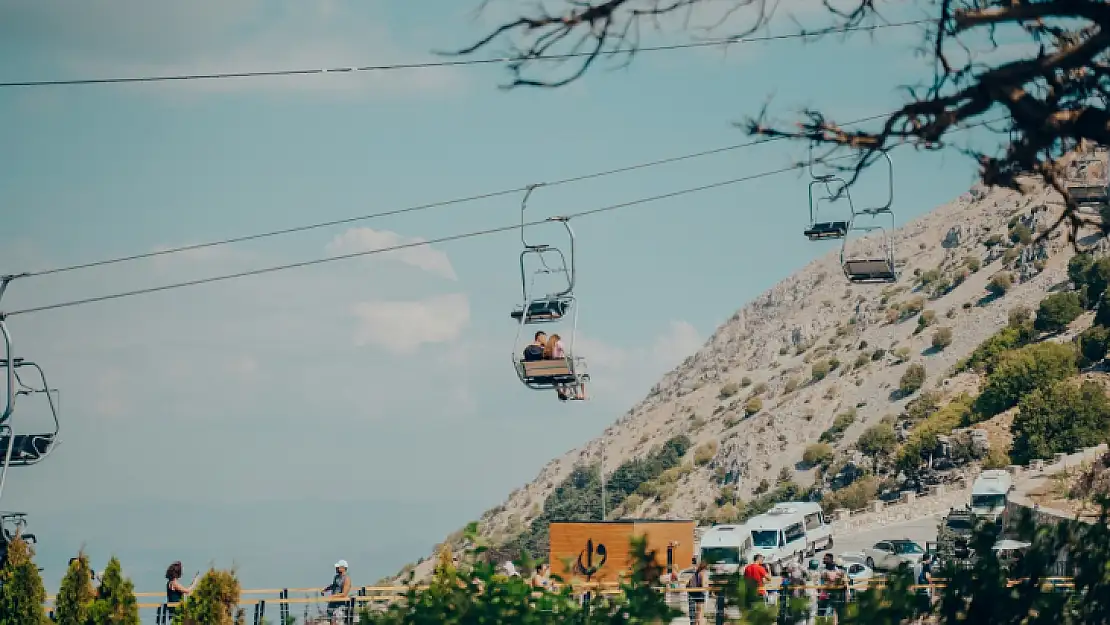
[0,0,1010,602]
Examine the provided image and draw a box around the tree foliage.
[172,569,244,625]
[0,535,47,625]
[857,423,898,470]
[88,557,140,625]
[960,321,1036,374]
[1010,379,1110,464]
[1035,291,1085,333]
[1078,325,1110,367]
[55,553,96,625]
[898,363,926,396]
[973,342,1078,418]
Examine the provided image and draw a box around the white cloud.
[351,293,471,354]
[1,0,464,99]
[650,320,703,368]
[326,228,458,281]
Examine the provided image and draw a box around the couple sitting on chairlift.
[522,330,586,401]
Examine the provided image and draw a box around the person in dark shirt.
[523,331,547,361]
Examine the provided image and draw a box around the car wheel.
[866,557,875,569]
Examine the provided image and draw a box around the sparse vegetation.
[819,409,857,444]
[857,424,898,471]
[987,272,1013,296]
[718,382,741,399]
[1035,291,1084,334]
[898,363,927,396]
[693,441,718,466]
[811,360,831,381]
[801,443,834,469]
[932,327,953,350]
[744,397,763,416]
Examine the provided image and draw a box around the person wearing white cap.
[321,560,351,624]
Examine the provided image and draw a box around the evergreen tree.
[173,568,244,625]
[0,534,48,625]
[88,557,140,625]
[55,552,96,625]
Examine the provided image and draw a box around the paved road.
[834,514,944,558]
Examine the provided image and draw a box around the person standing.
[321,560,351,624]
[687,560,708,625]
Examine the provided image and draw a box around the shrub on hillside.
[973,342,1078,418]
[740,376,752,387]
[1009,305,1032,328]
[1009,222,1033,245]
[783,377,800,394]
[802,443,834,468]
[1078,325,1110,367]
[896,394,975,474]
[857,424,898,471]
[811,360,831,381]
[1070,253,1110,305]
[718,382,740,399]
[1097,290,1110,328]
[693,441,718,466]
[819,410,857,444]
[820,476,879,513]
[0,535,47,625]
[1034,291,1084,333]
[932,327,954,350]
[987,272,1013,296]
[1010,380,1110,464]
[958,321,1036,373]
[964,255,981,272]
[744,397,763,416]
[899,363,927,396]
[752,382,769,396]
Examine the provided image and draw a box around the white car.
[861,539,926,571]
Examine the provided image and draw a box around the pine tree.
[173,568,244,625]
[55,552,96,625]
[88,557,139,625]
[0,533,48,625]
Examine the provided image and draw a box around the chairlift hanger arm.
[520,183,547,250]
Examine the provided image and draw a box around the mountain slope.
[398,172,1102,583]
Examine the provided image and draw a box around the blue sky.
[0,0,1003,599]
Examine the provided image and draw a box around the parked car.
[861,539,926,571]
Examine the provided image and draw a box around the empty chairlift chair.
[841,210,898,284]
[1065,155,1109,210]
[803,176,854,241]
[0,355,60,468]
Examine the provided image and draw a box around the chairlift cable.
[0,20,929,89]
[19,113,896,280]
[4,116,1003,318]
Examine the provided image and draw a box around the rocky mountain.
[395,158,1110,583]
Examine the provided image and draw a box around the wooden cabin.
[548,519,695,584]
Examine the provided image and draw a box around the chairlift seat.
[510,298,571,323]
[0,433,55,466]
[804,221,849,240]
[519,358,588,389]
[844,259,897,284]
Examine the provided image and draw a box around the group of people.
[163,559,352,624]
[522,330,586,401]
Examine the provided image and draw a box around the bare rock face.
[398,172,1100,584]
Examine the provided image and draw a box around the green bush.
[751,382,769,396]
[783,377,800,394]
[987,272,1013,296]
[1078,325,1110,367]
[174,569,243,625]
[857,423,898,470]
[1010,379,1110,464]
[693,441,718,466]
[55,553,96,625]
[740,376,752,387]
[896,394,975,474]
[1070,253,1110,305]
[744,396,763,416]
[821,476,879,513]
[0,535,47,625]
[819,410,856,444]
[811,360,831,381]
[802,443,834,468]
[1096,289,1110,327]
[959,321,1035,373]
[974,342,1078,418]
[1009,222,1033,245]
[964,255,981,272]
[1034,291,1084,333]
[718,382,740,399]
[932,327,953,350]
[1009,305,1032,328]
[88,557,140,625]
[899,363,926,396]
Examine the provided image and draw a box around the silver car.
[862,539,925,571]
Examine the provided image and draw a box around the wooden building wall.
[548,520,695,583]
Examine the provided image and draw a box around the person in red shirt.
[742,554,771,597]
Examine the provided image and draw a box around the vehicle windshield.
[971,494,1006,509]
[700,547,741,565]
[892,541,924,554]
[751,530,780,548]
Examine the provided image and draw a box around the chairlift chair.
[1065,155,1109,210]
[803,176,854,241]
[509,185,589,398]
[0,357,60,467]
[839,150,898,284]
[509,184,577,324]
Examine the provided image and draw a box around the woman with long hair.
[165,561,198,615]
[544,334,586,401]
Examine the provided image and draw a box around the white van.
[971,469,1013,522]
[746,507,807,573]
[770,501,834,556]
[698,524,752,576]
